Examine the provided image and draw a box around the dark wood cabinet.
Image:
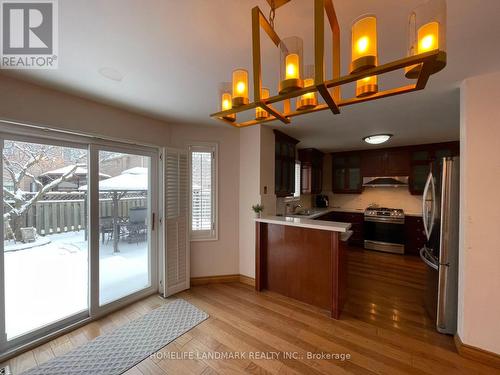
[317,211,364,247]
[298,148,324,194]
[274,130,299,197]
[328,142,458,195]
[409,142,459,195]
[331,153,362,194]
[405,216,426,255]
[361,148,410,177]
[256,222,346,319]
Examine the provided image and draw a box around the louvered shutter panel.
[162,148,190,297]
[190,147,215,239]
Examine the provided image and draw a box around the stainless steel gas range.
[364,207,405,254]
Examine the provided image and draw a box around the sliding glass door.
[98,150,153,306]
[0,130,158,357]
[1,137,90,348]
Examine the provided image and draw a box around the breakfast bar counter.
[255,216,352,319]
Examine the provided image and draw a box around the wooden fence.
[5,192,147,237]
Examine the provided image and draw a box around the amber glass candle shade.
[255,88,270,120]
[297,79,317,110]
[219,82,235,122]
[405,0,447,79]
[279,37,304,94]
[232,69,249,107]
[351,16,378,73]
[356,75,378,98]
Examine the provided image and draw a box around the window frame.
[189,142,218,241]
[0,122,160,360]
[284,160,301,202]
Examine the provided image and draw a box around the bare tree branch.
[11,164,79,219]
[2,187,17,201]
[2,154,18,185]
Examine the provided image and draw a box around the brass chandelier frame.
[210,0,444,128]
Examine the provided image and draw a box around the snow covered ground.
[4,231,149,340]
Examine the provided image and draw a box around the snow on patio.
[4,231,149,339]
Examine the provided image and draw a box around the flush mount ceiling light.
[210,0,447,128]
[363,134,393,145]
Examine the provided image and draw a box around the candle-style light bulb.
[418,22,439,52]
[222,93,231,111]
[285,54,299,79]
[232,69,249,107]
[236,81,246,95]
[356,37,369,54]
[219,82,235,122]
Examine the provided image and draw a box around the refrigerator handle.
[437,158,451,330]
[422,173,436,240]
[419,247,438,270]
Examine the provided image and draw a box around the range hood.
[362,176,409,188]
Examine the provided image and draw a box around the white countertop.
[255,215,351,233]
[286,207,422,218]
[328,207,366,214]
[285,207,364,220]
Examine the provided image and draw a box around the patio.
[3,231,149,340]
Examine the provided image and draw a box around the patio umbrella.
[79,167,148,253]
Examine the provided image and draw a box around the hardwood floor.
[4,248,499,374]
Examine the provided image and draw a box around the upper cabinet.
[331,152,362,194]
[331,142,459,195]
[409,142,459,195]
[361,148,410,177]
[274,130,300,197]
[298,148,324,194]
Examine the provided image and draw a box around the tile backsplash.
[328,188,422,214]
[299,187,422,214]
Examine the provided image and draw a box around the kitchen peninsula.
[255,216,351,319]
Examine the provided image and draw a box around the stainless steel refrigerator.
[419,156,459,334]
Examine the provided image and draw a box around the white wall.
[0,74,240,279]
[260,127,276,217]
[459,71,500,354]
[167,124,240,278]
[238,126,261,278]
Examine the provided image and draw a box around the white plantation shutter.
[162,148,190,297]
[190,144,217,240]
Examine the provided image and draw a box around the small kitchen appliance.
[315,194,329,208]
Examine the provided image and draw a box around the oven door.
[364,217,405,254]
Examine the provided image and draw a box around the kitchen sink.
[291,209,321,216]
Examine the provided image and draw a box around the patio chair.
[126,207,147,244]
[99,216,114,244]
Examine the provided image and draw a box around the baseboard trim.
[239,274,256,287]
[454,334,500,369]
[190,274,255,287]
[190,274,240,286]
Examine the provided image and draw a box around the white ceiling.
[3,0,500,151]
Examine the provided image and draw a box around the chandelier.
[210,0,447,128]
